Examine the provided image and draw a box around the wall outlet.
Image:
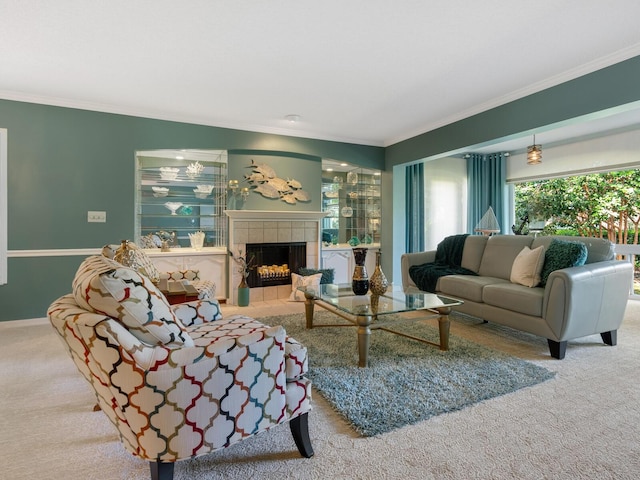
[88,211,106,223]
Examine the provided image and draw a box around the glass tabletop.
[298,284,462,317]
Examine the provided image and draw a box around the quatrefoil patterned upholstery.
[47,256,312,470]
[73,255,195,346]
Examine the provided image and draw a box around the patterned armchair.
[47,255,313,480]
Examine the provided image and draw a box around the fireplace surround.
[246,242,306,288]
[226,210,327,304]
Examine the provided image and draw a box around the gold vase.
[114,240,135,267]
[369,250,389,295]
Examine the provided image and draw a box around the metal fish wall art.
[244,160,311,204]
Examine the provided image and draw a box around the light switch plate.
[88,211,106,223]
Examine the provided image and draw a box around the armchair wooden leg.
[290,412,314,458]
[150,461,174,480]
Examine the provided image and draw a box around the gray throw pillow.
[540,239,588,286]
[298,267,335,284]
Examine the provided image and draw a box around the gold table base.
[303,292,452,368]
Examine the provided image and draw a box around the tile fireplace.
[225,210,327,304]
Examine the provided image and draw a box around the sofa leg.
[601,330,617,346]
[150,461,174,480]
[547,339,567,359]
[290,412,314,458]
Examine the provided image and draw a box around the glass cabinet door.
[135,150,228,248]
[321,165,381,246]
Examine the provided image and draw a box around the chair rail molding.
[7,248,102,257]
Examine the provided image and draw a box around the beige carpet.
[1,300,639,480]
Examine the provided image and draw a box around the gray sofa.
[401,235,633,359]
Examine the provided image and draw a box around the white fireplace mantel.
[225,210,328,221]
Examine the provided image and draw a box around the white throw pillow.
[289,273,323,301]
[510,245,545,288]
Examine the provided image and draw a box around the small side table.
[158,279,199,305]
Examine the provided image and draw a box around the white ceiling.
[2,1,640,149]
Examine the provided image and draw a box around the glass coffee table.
[298,284,463,367]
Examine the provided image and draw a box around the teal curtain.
[405,163,425,252]
[466,153,507,234]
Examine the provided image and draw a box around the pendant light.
[527,135,542,165]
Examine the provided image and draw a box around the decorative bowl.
[164,202,183,215]
[159,167,179,180]
[194,185,213,193]
[341,206,353,217]
[152,186,169,197]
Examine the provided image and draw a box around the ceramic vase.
[369,250,389,295]
[352,247,369,295]
[237,276,250,307]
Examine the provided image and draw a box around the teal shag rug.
[261,311,555,437]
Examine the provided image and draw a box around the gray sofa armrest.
[543,260,633,341]
[400,250,436,291]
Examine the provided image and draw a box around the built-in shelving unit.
[135,150,228,248]
[320,165,382,283]
[321,167,381,245]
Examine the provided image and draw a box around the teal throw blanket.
[408,234,477,293]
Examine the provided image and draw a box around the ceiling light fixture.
[527,135,542,165]
[285,114,301,123]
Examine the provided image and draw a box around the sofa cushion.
[460,235,489,273]
[531,235,614,264]
[187,314,308,380]
[510,245,545,287]
[478,235,534,280]
[438,275,510,303]
[540,239,588,286]
[482,283,544,317]
[72,255,193,347]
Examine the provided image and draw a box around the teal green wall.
[0,100,383,321]
[386,55,640,166]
